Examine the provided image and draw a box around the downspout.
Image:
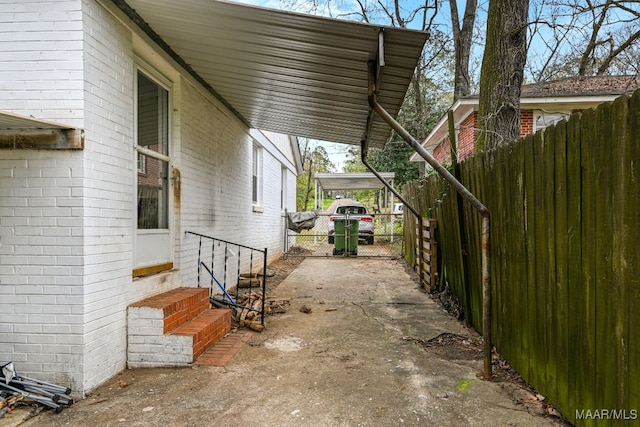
[360,142,416,217]
[359,137,424,284]
[359,59,424,279]
[366,60,493,379]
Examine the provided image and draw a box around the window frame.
[534,111,569,132]
[133,65,174,276]
[137,152,147,174]
[252,142,264,211]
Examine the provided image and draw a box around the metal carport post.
[364,60,492,379]
[356,144,425,287]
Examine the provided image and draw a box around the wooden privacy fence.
[403,90,640,426]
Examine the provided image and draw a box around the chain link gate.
[284,212,404,257]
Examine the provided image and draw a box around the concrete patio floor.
[12,257,569,426]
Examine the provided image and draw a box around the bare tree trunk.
[303,158,313,211]
[475,0,529,152]
[411,73,426,141]
[450,0,478,98]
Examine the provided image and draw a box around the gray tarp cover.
[287,211,318,232]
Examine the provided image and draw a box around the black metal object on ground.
[1,362,73,414]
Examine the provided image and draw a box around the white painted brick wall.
[259,131,297,172]
[80,0,139,394]
[128,337,193,366]
[0,151,86,388]
[126,305,193,368]
[1,0,301,396]
[174,81,299,289]
[259,146,287,247]
[0,0,84,127]
[0,0,132,394]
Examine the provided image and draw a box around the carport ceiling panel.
[327,178,384,190]
[315,173,394,191]
[118,0,427,148]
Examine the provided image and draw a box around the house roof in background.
[455,75,640,101]
[521,75,640,97]
[411,74,640,160]
[111,0,428,149]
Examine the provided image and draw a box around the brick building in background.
[414,75,640,166]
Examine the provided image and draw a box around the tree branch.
[597,27,640,74]
[579,0,613,75]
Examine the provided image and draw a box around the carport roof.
[315,172,394,191]
[111,0,428,149]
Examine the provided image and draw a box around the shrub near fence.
[403,90,640,426]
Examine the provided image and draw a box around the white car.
[327,203,375,245]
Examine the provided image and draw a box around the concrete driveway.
[14,257,568,426]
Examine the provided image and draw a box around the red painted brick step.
[172,308,232,361]
[195,329,254,367]
[129,287,210,333]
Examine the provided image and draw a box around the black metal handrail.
[185,231,268,325]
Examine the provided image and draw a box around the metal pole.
[359,143,424,287]
[284,208,289,254]
[366,61,492,378]
[314,178,318,244]
[197,237,202,289]
[360,142,420,219]
[261,248,268,325]
[314,176,318,209]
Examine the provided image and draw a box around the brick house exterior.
[414,76,640,165]
[0,0,302,395]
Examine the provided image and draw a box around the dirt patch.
[416,332,525,384]
[417,306,568,424]
[264,246,309,290]
[431,285,464,320]
[422,332,483,361]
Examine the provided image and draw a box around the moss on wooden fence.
[403,90,640,426]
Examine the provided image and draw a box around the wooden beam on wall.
[0,128,84,150]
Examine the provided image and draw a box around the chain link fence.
[284,212,404,257]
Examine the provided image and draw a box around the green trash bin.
[333,218,359,256]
